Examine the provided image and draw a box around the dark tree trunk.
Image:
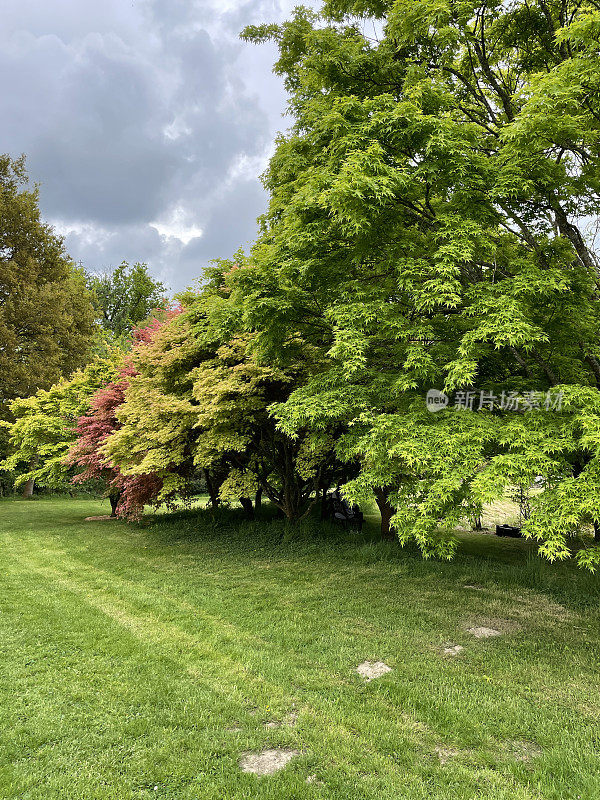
[21,478,35,499]
[595,521,600,543]
[109,492,121,517]
[204,469,221,509]
[254,488,262,511]
[375,488,396,541]
[320,483,331,520]
[254,435,321,526]
[239,497,255,519]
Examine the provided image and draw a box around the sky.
[0,0,308,292]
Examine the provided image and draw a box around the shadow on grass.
[137,502,600,613]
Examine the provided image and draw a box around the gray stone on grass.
[444,645,464,656]
[356,661,392,681]
[239,748,299,776]
[467,626,501,638]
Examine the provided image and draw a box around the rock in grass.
[467,626,501,638]
[239,748,299,776]
[444,645,464,656]
[356,661,392,681]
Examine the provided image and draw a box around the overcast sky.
[1,0,308,292]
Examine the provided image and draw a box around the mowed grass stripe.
[0,499,599,799]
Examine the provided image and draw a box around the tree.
[86,261,167,339]
[66,318,173,519]
[0,154,96,483]
[239,0,600,565]
[103,267,336,523]
[1,354,121,494]
[67,364,163,518]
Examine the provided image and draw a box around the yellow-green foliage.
[103,313,199,497]
[1,354,121,489]
[218,469,260,504]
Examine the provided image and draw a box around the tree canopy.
[237,0,600,566]
[86,261,167,340]
[0,154,96,419]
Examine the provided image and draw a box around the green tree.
[0,154,97,492]
[239,0,600,565]
[103,266,334,523]
[1,354,121,493]
[87,261,167,339]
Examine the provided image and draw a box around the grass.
[0,497,599,799]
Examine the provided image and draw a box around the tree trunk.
[594,521,600,543]
[204,469,221,509]
[21,478,35,499]
[109,492,121,517]
[472,514,483,531]
[254,488,262,511]
[239,497,255,519]
[320,483,331,520]
[374,488,396,541]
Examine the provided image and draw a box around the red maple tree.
[67,315,178,519]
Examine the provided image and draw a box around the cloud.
[0,0,304,291]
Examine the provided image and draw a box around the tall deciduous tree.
[0,154,96,403]
[0,154,96,492]
[87,261,167,340]
[240,0,600,565]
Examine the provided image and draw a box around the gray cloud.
[0,0,304,291]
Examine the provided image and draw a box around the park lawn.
[0,498,599,800]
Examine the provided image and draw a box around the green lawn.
[1,498,599,799]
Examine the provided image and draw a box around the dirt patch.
[84,515,115,522]
[239,748,299,776]
[467,626,502,638]
[356,661,392,681]
[444,644,464,656]
[505,740,543,762]
[435,746,459,765]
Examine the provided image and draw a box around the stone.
[467,626,501,638]
[239,748,299,776]
[356,661,392,681]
